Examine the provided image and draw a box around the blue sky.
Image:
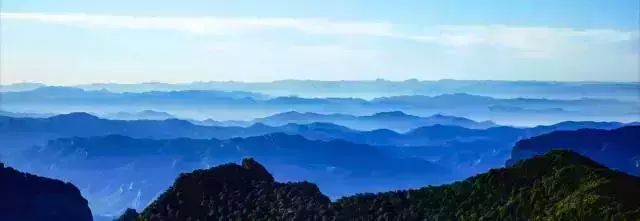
[1,0,638,84]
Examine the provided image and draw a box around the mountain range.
[1,112,638,218]
[1,112,632,173]
[2,86,637,125]
[5,80,637,101]
[200,110,497,131]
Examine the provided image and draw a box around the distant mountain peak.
[271,110,314,117]
[247,122,271,128]
[428,113,461,119]
[280,110,302,115]
[432,93,494,100]
[371,111,412,117]
[512,149,605,171]
[32,86,85,93]
[49,112,100,120]
[139,110,169,114]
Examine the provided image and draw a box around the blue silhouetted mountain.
[1,113,632,172]
[0,112,272,139]
[1,86,269,105]
[507,126,640,176]
[122,150,640,220]
[61,80,639,101]
[0,162,92,221]
[250,110,496,131]
[2,113,630,155]
[529,121,632,134]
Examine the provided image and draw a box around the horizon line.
[2,78,639,86]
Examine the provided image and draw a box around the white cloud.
[411,25,638,58]
[1,12,638,82]
[2,12,636,59]
[0,12,394,37]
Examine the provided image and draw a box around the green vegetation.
[126,150,640,221]
[336,150,640,221]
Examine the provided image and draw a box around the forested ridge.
[121,150,640,221]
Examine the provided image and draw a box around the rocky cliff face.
[0,162,92,221]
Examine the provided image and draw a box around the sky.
[1,0,639,84]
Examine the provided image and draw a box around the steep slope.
[507,126,640,176]
[336,150,640,220]
[137,158,336,221]
[0,162,92,221]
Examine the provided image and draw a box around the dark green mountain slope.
[336,150,640,221]
[137,158,336,221]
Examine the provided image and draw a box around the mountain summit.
[136,158,335,220]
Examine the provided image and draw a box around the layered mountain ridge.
[3,85,637,125]
[2,112,637,217]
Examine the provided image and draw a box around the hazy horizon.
[3,78,640,86]
[2,0,639,85]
